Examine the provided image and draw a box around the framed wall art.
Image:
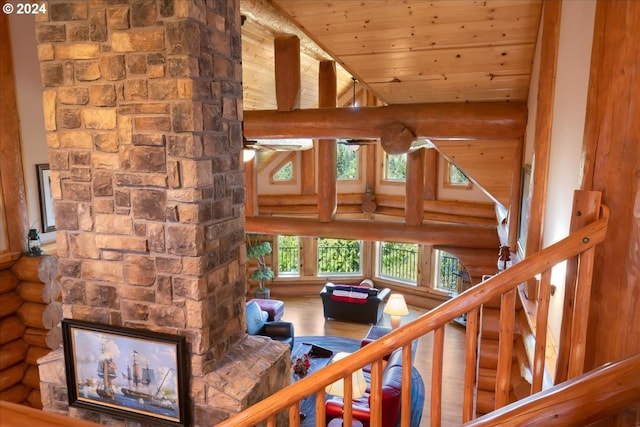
[61,319,189,427]
[36,163,55,232]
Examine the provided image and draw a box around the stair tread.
[481,307,501,339]
[476,389,495,414]
[479,338,499,369]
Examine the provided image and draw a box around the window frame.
[269,152,298,185]
[443,160,472,189]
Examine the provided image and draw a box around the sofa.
[320,283,390,324]
[325,347,404,427]
[245,300,294,348]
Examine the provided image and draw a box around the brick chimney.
[35,1,289,425]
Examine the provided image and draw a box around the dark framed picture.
[62,319,189,427]
[36,163,55,232]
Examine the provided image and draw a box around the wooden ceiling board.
[369,74,531,104]
[270,0,542,104]
[342,44,535,80]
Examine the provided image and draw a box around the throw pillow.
[246,301,265,335]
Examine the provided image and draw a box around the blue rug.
[293,336,424,427]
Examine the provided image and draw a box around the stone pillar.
[35,1,289,425]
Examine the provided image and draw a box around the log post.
[405,149,424,226]
[243,154,258,217]
[274,35,300,112]
[525,0,562,299]
[0,13,29,253]
[424,148,438,200]
[317,61,337,222]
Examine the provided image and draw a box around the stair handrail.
[215,213,608,427]
[464,353,640,426]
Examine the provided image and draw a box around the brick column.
[36,1,289,424]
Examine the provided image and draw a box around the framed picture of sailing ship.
[61,319,189,427]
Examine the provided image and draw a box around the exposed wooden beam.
[317,60,337,222]
[244,102,527,141]
[245,216,499,249]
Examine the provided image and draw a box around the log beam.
[244,101,527,142]
[245,216,499,249]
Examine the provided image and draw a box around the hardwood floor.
[279,296,467,427]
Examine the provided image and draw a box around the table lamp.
[325,352,367,425]
[384,293,409,329]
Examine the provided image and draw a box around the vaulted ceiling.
[240,0,543,110]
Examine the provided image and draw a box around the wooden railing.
[216,204,609,427]
[465,353,640,426]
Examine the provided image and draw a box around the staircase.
[214,200,640,427]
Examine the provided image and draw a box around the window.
[273,161,293,181]
[318,238,361,275]
[337,144,359,180]
[269,153,297,184]
[444,161,472,188]
[433,250,466,294]
[378,242,418,284]
[277,235,299,276]
[384,153,407,181]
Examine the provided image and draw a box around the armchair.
[245,301,294,348]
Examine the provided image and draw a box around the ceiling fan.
[243,138,314,152]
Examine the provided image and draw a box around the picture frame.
[61,319,189,427]
[36,163,55,233]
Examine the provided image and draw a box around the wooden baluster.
[400,344,413,427]
[463,307,480,422]
[532,269,552,393]
[496,289,516,408]
[431,327,445,427]
[266,415,276,427]
[369,359,384,427]
[343,374,354,425]
[289,402,300,426]
[314,390,326,427]
[568,246,597,379]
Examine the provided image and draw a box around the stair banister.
[464,353,640,427]
[215,213,608,427]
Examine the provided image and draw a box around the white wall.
[9,14,54,242]
[524,1,597,342]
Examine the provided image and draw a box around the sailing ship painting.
[64,320,187,426]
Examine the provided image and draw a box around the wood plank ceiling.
[241,0,543,109]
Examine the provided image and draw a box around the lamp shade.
[325,352,367,399]
[384,294,409,316]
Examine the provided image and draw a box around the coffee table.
[291,342,335,420]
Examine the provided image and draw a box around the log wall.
[0,256,52,408]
